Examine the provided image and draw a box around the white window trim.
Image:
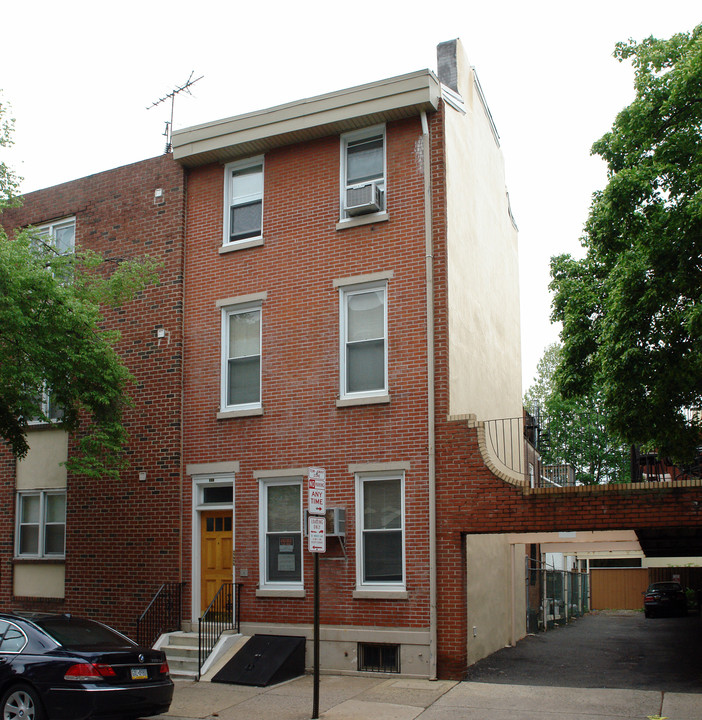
[258,477,304,591]
[27,385,63,426]
[223,156,264,247]
[34,216,76,254]
[354,472,405,592]
[15,490,66,559]
[339,280,388,402]
[220,300,263,414]
[339,125,386,222]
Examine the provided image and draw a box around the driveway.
[464,609,702,693]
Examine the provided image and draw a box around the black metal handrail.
[198,582,242,678]
[136,582,185,648]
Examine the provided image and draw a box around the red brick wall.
[0,155,186,638]
[183,116,435,630]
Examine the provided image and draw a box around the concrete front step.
[158,631,200,678]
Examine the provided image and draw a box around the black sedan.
[643,581,688,618]
[0,612,173,720]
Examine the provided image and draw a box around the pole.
[312,551,320,719]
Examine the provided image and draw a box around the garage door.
[590,568,649,610]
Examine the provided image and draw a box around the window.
[224,158,263,245]
[356,474,404,589]
[340,283,387,399]
[341,126,385,219]
[221,304,262,411]
[0,621,27,653]
[358,643,400,673]
[16,491,66,558]
[35,217,75,254]
[29,387,64,425]
[260,480,302,588]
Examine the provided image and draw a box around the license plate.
[131,667,148,680]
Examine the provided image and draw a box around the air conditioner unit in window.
[304,508,346,537]
[345,182,382,216]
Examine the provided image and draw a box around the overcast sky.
[3,1,700,392]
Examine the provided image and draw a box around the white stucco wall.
[14,564,65,598]
[16,428,68,489]
[466,534,526,666]
[443,43,522,422]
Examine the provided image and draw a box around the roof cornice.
[172,69,441,167]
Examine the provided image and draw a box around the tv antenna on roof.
[147,71,203,154]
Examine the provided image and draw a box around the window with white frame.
[221,303,262,411]
[224,157,263,245]
[16,490,66,558]
[356,474,404,588]
[35,217,75,254]
[28,386,64,425]
[340,283,387,399]
[260,479,302,587]
[341,126,385,219]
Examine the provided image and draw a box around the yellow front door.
[200,510,233,612]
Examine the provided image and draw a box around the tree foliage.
[0,99,160,478]
[525,344,630,485]
[550,25,702,461]
[0,95,21,211]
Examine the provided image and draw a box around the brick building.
[4,39,698,682]
[172,39,523,679]
[0,155,186,633]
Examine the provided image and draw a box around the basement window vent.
[357,643,400,673]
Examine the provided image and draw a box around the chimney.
[437,39,459,93]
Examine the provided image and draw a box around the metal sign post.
[307,468,326,720]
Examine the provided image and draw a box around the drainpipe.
[421,110,438,680]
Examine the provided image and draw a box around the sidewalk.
[154,674,701,720]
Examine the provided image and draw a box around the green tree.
[0,99,160,478]
[550,25,702,461]
[0,94,20,210]
[525,343,630,484]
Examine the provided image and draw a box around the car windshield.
[33,617,134,650]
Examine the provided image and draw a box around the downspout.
[421,110,438,680]
[178,168,188,590]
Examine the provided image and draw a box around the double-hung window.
[341,126,385,219]
[35,217,75,254]
[29,387,64,425]
[260,479,302,588]
[224,157,263,245]
[221,303,262,412]
[16,490,66,558]
[356,474,404,589]
[340,283,387,400]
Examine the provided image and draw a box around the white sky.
[3,1,700,393]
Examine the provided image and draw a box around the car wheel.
[1,684,45,720]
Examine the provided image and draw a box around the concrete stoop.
[156,631,199,679]
[156,630,248,680]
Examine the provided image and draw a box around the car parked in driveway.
[0,612,173,720]
[643,581,688,618]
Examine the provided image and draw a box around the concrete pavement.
[153,674,701,720]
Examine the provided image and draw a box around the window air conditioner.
[304,508,346,537]
[345,182,382,216]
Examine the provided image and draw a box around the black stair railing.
[198,582,242,679]
[136,582,185,648]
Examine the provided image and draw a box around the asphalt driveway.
[464,609,702,693]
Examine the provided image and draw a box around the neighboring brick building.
[172,39,523,679]
[0,154,186,633]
